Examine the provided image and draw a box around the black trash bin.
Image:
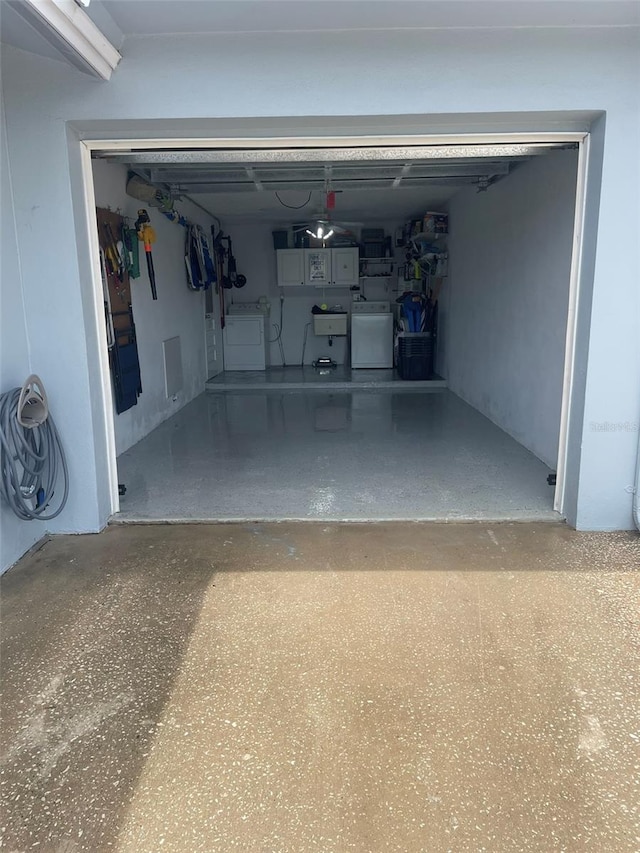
[397,332,435,380]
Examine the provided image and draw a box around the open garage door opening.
[89,137,582,523]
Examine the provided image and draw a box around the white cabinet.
[276,247,360,288]
[331,247,359,288]
[276,249,305,287]
[304,248,332,287]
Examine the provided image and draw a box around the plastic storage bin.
[361,228,385,258]
[272,230,289,249]
[396,332,435,380]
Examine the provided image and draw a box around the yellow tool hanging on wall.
[135,209,158,300]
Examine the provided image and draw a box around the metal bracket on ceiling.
[392,164,412,189]
[245,167,264,191]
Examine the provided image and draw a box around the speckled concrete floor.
[205,366,447,391]
[1,523,639,852]
[116,391,558,523]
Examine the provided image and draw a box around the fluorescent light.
[18,0,121,80]
[75,0,91,7]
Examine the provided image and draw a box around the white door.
[332,247,359,287]
[351,314,394,368]
[277,249,305,287]
[223,316,266,370]
[304,248,332,286]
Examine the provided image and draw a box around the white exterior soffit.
[9,0,121,80]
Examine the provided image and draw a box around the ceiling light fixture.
[74,0,91,7]
[306,224,334,242]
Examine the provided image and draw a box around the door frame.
[77,127,590,519]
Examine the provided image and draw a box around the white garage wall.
[228,220,401,366]
[0,90,47,572]
[91,160,215,455]
[445,149,579,468]
[0,25,638,562]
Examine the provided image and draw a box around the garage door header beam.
[96,142,576,165]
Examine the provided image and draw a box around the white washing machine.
[223,304,269,370]
[351,301,394,368]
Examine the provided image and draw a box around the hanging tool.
[99,247,115,349]
[135,209,158,300]
[103,222,125,281]
[101,222,126,302]
[212,225,226,329]
[102,224,120,278]
[122,221,140,279]
[227,236,237,286]
[219,236,233,290]
[218,235,245,288]
[185,224,216,291]
[211,226,220,297]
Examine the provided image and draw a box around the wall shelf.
[408,232,448,242]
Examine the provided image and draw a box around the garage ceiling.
[95,141,574,220]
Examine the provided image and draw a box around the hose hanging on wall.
[0,375,69,521]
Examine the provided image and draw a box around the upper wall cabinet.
[276,249,305,287]
[331,247,359,288]
[276,247,359,288]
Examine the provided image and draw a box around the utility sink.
[313,313,348,336]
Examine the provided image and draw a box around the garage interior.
[90,141,579,523]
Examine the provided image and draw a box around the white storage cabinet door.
[277,249,305,287]
[331,247,359,287]
[304,249,332,287]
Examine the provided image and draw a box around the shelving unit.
[407,231,448,243]
[359,256,395,279]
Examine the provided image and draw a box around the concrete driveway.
[1,522,638,852]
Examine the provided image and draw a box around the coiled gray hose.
[0,385,69,521]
